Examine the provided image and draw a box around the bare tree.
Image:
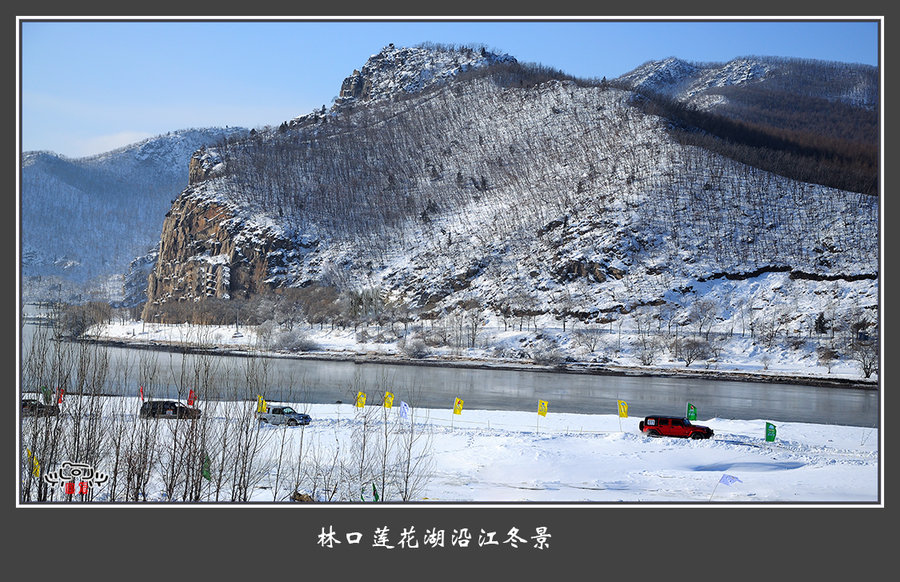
[847,338,878,378]
[816,345,839,373]
[392,391,435,502]
[632,335,663,366]
[676,338,711,367]
[346,396,379,502]
[689,298,719,340]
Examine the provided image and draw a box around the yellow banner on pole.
[617,400,628,418]
[356,391,367,408]
[384,392,394,409]
[257,395,267,413]
[453,397,464,415]
[26,448,40,478]
[538,400,549,417]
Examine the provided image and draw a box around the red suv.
[639,415,713,439]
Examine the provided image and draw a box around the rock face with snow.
[616,56,774,102]
[188,147,226,184]
[142,190,288,317]
[336,43,516,105]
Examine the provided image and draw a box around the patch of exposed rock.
[141,190,289,321]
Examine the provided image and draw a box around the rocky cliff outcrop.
[339,68,373,101]
[188,148,225,185]
[140,188,290,321]
[141,141,300,320]
[334,43,516,106]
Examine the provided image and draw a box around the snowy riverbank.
[83,319,878,389]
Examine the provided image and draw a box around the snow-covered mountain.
[20,127,248,300]
[613,55,878,197]
[19,43,878,367]
[614,55,877,110]
[140,46,878,367]
[333,43,517,106]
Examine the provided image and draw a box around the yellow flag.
[384,392,394,409]
[617,400,628,418]
[257,395,267,413]
[453,397,464,415]
[356,391,367,408]
[26,448,40,478]
[538,400,549,417]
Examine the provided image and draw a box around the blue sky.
[20,18,880,158]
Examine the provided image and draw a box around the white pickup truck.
[257,405,312,426]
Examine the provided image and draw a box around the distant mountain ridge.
[615,55,877,110]
[613,55,878,196]
[21,127,249,300]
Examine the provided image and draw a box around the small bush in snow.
[400,337,430,359]
[789,338,808,351]
[274,330,319,352]
[423,329,450,348]
[532,348,566,367]
[632,336,663,366]
[530,337,566,367]
[256,319,278,347]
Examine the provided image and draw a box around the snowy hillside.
[20,45,878,384]
[127,52,877,385]
[165,69,877,382]
[615,56,774,104]
[615,55,877,109]
[20,127,248,295]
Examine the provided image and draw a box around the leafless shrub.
[273,330,319,352]
[675,337,712,367]
[632,335,663,366]
[399,335,430,358]
[531,339,566,367]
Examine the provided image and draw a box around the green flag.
[201,454,212,480]
[765,422,777,442]
[687,403,697,421]
[372,483,379,502]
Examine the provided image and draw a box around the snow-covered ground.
[346,404,879,503]
[21,396,878,504]
[22,319,874,505]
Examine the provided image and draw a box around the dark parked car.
[22,398,60,417]
[639,415,714,439]
[139,400,201,419]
